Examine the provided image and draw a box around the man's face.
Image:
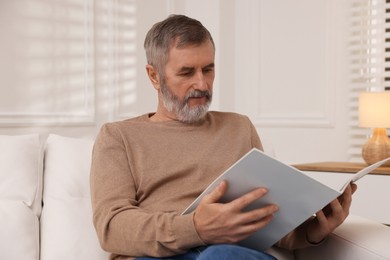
[160,40,215,123]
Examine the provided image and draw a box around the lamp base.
[362,128,390,166]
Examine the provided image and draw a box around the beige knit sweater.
[90,111,309,259]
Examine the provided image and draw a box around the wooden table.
[292,161,390,175]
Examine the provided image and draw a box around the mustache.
[185,90,212,100]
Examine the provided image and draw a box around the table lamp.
[359,91,390,166]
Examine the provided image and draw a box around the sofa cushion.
[40,134,109,260]
[295,214,390,260]
[0,134,42,260]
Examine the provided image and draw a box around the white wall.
[232,0,351,164]
[0,0,352,164]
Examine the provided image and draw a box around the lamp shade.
[359,92,390,128]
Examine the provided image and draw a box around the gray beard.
[160,83,212,124]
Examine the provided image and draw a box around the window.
[348,0,390,162]
[0,0,95,124]
[0,0,136,125]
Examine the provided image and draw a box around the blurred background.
[0,0,388,164]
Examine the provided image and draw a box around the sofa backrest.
[0,134,109,260]
[0,134,42,260]
[40,134,109,260]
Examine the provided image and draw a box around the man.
[90,14,356,260]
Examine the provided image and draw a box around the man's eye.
[203,66,214,73]
[179,71,193,77]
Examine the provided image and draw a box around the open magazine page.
[182,148,340,250]
[351,157,390,182]
[301,172,352,192]
[182,148,390,251]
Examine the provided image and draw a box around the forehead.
[166,40,215,68]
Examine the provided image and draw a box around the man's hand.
[193,180,279,244]
[305,183,358,244]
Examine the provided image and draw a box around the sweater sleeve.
[247,117,263,151]
[90,123,205,258]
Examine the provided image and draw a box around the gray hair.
[144,14,215,81]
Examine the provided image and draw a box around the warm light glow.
[359,91,390,166]
[359,92,390,128]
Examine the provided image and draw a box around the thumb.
[202,180,227,204]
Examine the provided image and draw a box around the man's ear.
[146,64,160,90]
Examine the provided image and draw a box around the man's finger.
[230,187,268,211]
[202,180,228,204]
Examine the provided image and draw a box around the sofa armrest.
[295,214,390,260]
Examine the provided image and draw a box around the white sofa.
[1,133,390,260]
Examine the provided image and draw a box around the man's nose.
[193,72,208,90]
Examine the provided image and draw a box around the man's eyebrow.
[177,63,215,73]
[178,66,194,72]
[203,63,215,69]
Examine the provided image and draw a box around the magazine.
[182,148,390,251]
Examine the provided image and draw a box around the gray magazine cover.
[182,148,390,251]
